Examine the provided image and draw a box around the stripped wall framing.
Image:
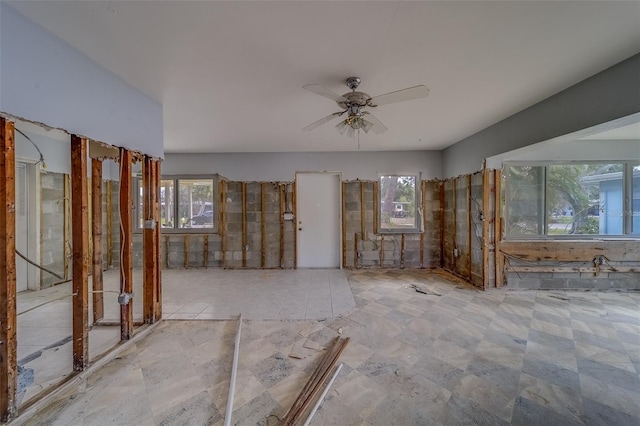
[0,116,163,421]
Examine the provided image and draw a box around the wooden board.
[0,118,17,421]
[91,159,104,323]
[71,135,89,370]
[119,148,133,340]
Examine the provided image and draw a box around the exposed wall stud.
[380,235,384,266]
[242,182,247,268]
[373,181,378,235]
[482,168,491,289]
[420,181,426,268]
[106,180,113,266]
[260,183,266,268]
[467,175,472,282]
[184,235,190,268]
[203,235,209,268]
[63,175,71,279]
[143,157,159,323]
[279,184,285,269]
[439,182,445,268]
[0,118,17,422]
[452,179,457,272]
[495,169,504,287]
[154,162,162,319]
[91,159,104,324]
[292,181,297,269]
[400,233,406,269]
[341,182,346,268]
[71,135,89,369]
[219,180,227,268]
[119,148,133,340]
[360,181,366,239]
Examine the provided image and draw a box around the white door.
[296,172,341,268]
[16,163,28,292]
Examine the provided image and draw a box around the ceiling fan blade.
[368,85,429,107]
[303,84,348,103]
[303,112,342,131]
[362,112,388,134]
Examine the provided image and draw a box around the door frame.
[295,171,343,269]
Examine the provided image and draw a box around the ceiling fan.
[303,77,429,138]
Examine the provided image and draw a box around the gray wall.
[163,151,442,181]
[0,3,164,159]
[442,53,640,177]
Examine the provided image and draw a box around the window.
[505,162,638,237]
[379,174,421,233]
[137,176,217,232]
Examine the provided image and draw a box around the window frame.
[377,172,422,234]
[504,160,639,239]
[135,174,218,233]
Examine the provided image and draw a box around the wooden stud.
[260,183,266,268]
[341,182,346,268]
[119,148,133,340]
[354,232,359,268]
[360,181,366,239]
[164,235,170,269]
[439,182,445,268]
[494,169,504,288]
[400,234,406,269]
[482,168,491,290]
[373,181,378,235]
[380,235,384,266]
[63,174,71,279]
[467,175,472,282]
[292,181,297,269]
[219,180,227,268]
[420,181,426,268]
[106,180,113,267]
[0,118,17,422]
[452,179,457,272]
[91,159,104,324]
[184,235,190,268]
[242,182,247,268]
[154,161,162,319]
[279,184,285,269]
[71,135,89,370]
[143,157,159,323]
[203,235,209,268]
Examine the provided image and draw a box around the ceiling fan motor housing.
[337,91,370,110]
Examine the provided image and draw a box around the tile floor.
[15,268,354,406]
[14,269,640,425]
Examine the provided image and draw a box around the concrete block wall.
[40,171,66,288]
[347,180,442,269]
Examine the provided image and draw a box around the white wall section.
[162,151,442,181]
[0,3,164,158]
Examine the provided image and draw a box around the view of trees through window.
[379,175,418,231]
[506,163,639,236]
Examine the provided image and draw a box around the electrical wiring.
[15,128,46,168]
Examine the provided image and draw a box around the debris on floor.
[409,283,441,296]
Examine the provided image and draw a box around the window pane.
[178,179,214,229]
[380,175,417,231]
[506,165,544,236]
[567,164,624,235]
[633,164,640,235]
[160,180,175,228]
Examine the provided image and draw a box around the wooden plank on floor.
[71,135,89,370]
[0,118,17,422]
[91,159,104,324]
[119,148,133,340]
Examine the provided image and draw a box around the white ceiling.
[9,1,640,154]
